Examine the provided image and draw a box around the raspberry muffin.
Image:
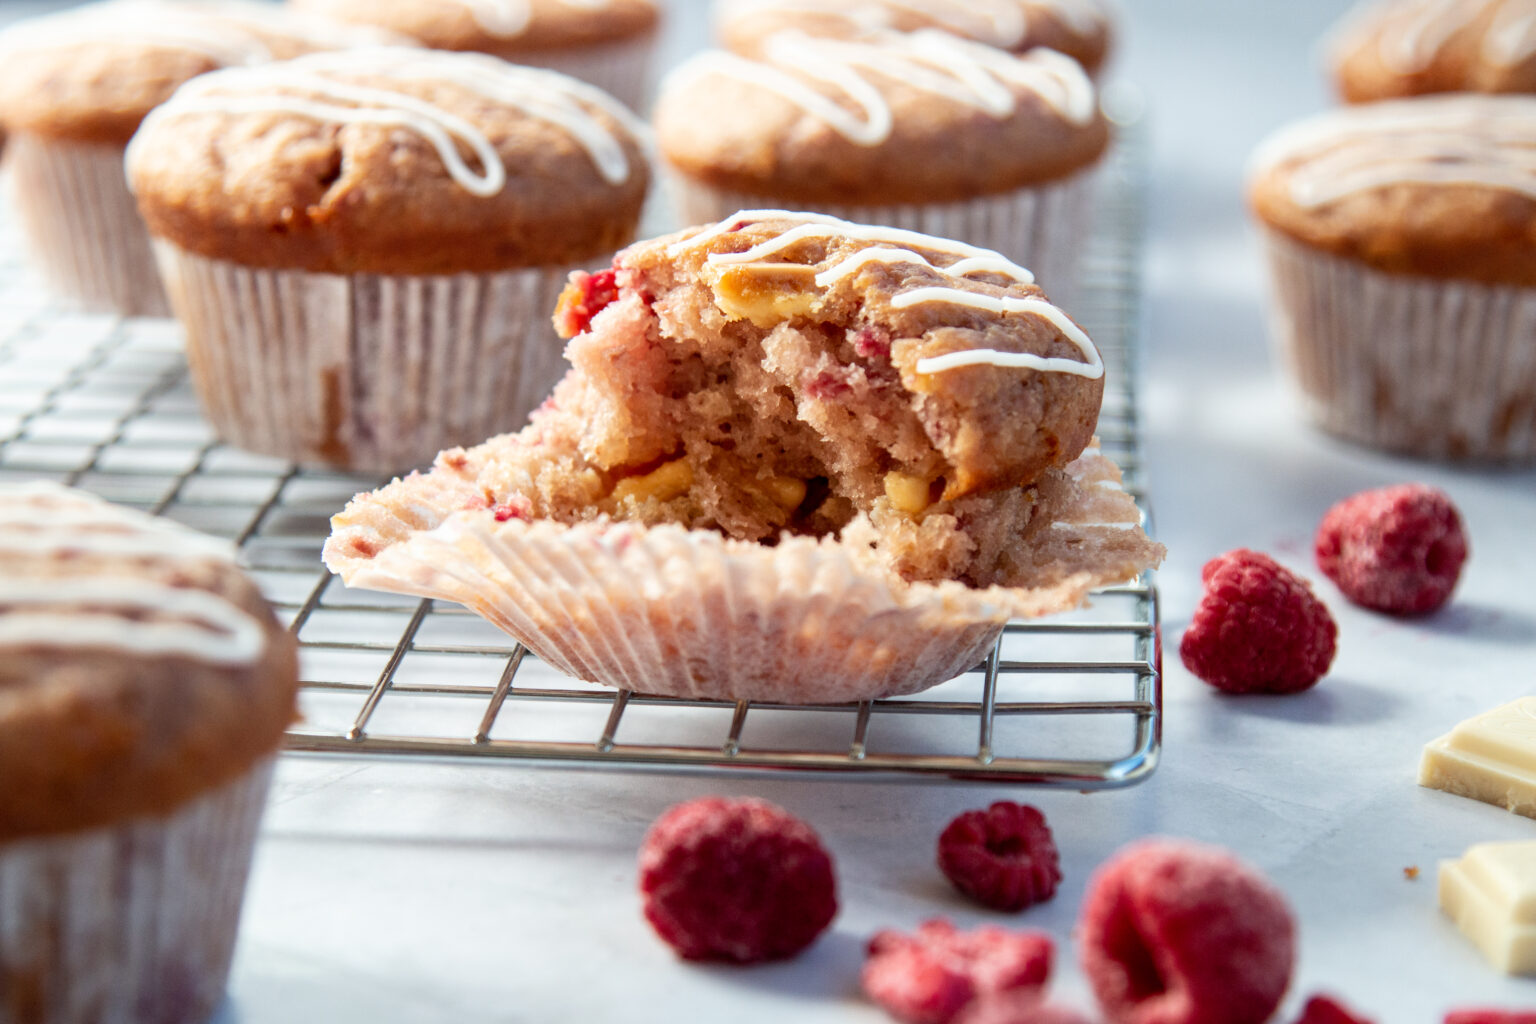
[716,0,1114,78]
[1249,94,1536,460]
[0,0,394,316]
[0,481,298,1024]
[654,31,1108,300]
[288,0,660,110]
[127,46,651,474]
[324,211,1162,702]
[1329,0,1536,102]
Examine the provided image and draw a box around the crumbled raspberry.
[491,495,531,521]
[553,267,619,339]
[853,326,892,361]
[805,367,856,400]
[955,993,1095,1024]
[1179,549,1337,694]
[1445,1013,1536,1024]
[862,919,1053,1024]
[637,797,836,963]
[1293,994,1374,1024]
[1079,839,1296,1024]
[937,801,1061,911]
[1315,483,1468,615]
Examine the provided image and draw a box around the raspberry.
[1079,839,1296,1024]
[637,797,836,963]
[955,993,1096,1024]
[1179,549,1337,694]
[1315,483,1468,615]
[862,919,1053,1024]
[1445,1013,1536,1024]
[1293,994,1374,1024]
[553,267,620,339]
[937,801,1062,911]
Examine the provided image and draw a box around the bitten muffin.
[288,0,660,110]
[1248,94,1536,460]
[127,46,651,474]
[1329,0,1536,102]
[654,30,1108,299]
[324,210,1162,703]
[0,0,394,316]
[0,481,298,1024]
[716,0,1113,78]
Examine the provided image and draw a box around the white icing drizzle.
[0,0,390,66]
[719,0,1106,49]
[664,29,1095,147]
[1333,0,1536,73]
[678,210,1102,380]
[452,0,615,39]
[1251,95,1536,207]
[133,47,640,195]
[0,483,266,666]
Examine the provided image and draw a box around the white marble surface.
[5,0,1523,1018]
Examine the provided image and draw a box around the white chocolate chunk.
[1419,697,1536,819]
[1439,840,1536,976]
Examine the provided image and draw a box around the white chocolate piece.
[1419,696,1536,818]
[1439,840,1536,975]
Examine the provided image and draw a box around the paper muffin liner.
[669,168,1099,306]
[5,132,168,316]
[153,242,582,475]
[325,451,1157,703]
[1262,230,1536,460]
[0,759,274,1024]
[513,32,656,113]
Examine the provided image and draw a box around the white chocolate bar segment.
[1419,697,1536,819]
[1439,840,1536,976]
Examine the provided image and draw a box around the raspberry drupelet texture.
[637,796,837,963]
[1315,483,1468,615]
[955,992,1097,1024]
[1079,839,1297,1024]
[1179,549,1337,695]
[862,918,1054,1024]
[937,801,1062,911]
[1293,994,1375,1024]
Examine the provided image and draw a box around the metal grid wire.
[0,133,1159,787]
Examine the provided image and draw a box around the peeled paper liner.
[0,759,274,1024]
[324,450,1160,703]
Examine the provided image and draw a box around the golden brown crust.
[290,0,659,54]
[0,486,298,842]
[127,52,651,274]
[1331,0,1536,102]
[0,0,398,145]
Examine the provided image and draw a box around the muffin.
[1329,0,1536,102]
[1248,94,1536,460]
[323,210,1163,703]
[127,46,652,475]
[0,0,396,316]
[653,31,1108,300]
[715,0,1114,78]
[287,0,660,110]
[0,481,298,1024]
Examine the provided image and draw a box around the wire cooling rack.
[0,133,1159,787]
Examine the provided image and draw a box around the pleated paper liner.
[515,31,656,114]
[154,242,583,475]
[1263,230,1536,461]
[0,759,274,1024]
[324,449,1162,704]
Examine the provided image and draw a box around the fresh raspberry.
[1079,839,1296,1024]
[1445,1013,1536,1024]
[862,919,1053,1024]
[955,992,1096,1024]
[1293,994,1374,1024]
[937,801,1062,911]
[1179,549,1337,694]
[1315,483,1468,615]
[637,797,836,963]
[553,267,620,339]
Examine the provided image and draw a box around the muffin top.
[1330,0,1536,102]
[0,0,399,145]
[715,0,1112,76]
[127,47,652,274]
[655,30,1107,205]
[1248,94,1536,286]
[289,0,659,56]
[0,483,298,842]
